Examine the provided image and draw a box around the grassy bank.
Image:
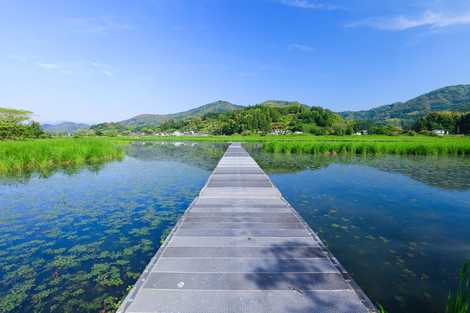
[115,134,470,156]
[0,138,124,177]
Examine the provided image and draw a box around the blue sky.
[1,0,470,123]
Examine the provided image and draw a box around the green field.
[0,138,124,177]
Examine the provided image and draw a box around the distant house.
[432,129,447,136]
[354,130,368,136]
[271,129,289,135]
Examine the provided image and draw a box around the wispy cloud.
[8,55,73,74]
[68,17,132,34]
[288,43,315,52]
[37,63,62,70]
[91,62,114,77]
[278,0,340,11]
[7,54,117,77]
[36,62,74,74]
[348,11,470,31]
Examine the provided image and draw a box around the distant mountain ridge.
[87,84,470,131]
[340,84,470,124]
[42,122,90,134]
[119,100,243,127]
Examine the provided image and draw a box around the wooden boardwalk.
[118,143,376,313]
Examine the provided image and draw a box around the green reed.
[262,138,470,156]
[0,138,124,177]
[445,259,470,313]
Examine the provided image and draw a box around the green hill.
[119,100,242,127]
[340,84,470,125]
[42,122,90,134]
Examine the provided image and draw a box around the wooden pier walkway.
[118,143,376,313]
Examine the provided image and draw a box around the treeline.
[160,104,356,135]
[412,112,470,134]
[0,107,45,140]
[158,104,429,136]
[90,104,470,137]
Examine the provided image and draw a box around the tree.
[458,113,470,135]
[0,107,32,124]
[413,112,461,134]
[0,107,45,139]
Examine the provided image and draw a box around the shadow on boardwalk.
[244,241,371,313]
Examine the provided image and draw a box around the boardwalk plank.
[117,143,375,313]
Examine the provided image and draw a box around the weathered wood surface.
[118,143,376,313]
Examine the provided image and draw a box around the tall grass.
[0,138,124,177]
[262,138,470,156]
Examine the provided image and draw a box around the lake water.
[246,145,470,313]
[1,142,470,313]
[0,142,227,313]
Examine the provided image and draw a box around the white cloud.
[288,43,315,52]
[37,63,62,70]
[36,62,73,74]
[278,0,340,11]
[68,17,131,34]
[348,11,470,31]
[91,62,114,77]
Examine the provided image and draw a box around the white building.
[432,129,447,136]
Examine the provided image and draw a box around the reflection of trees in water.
[125,142,228,171]
[245,144,470,191]
[0,162,111,185]
[356,155,470,191]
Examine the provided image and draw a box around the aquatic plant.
[377,304,388,313]
[0,138,124,177]
[0,142,225,313]
[261,137,470,156]
[445,259,470,313]
[376,259,470,313]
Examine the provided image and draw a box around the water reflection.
[246,145,470,313]
[0,142,226,313]
[126,141,228,170]
[246,144,470,190]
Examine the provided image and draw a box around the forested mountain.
[158,102,352,135]
[89,84,470,136]
[119,100,242,127]
[340,85,470,125]
[42,122,90,134]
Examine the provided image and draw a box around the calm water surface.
[0,142,227,313]
[247,145,470,313]
[2,142,470,313]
